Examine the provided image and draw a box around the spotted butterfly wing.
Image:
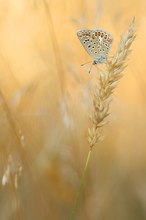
[77,29,113,64]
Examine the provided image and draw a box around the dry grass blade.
[88,18,136,149]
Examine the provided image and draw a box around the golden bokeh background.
[0,0,146,219]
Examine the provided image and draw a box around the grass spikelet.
[88,17,136,149]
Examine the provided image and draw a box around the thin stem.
[10,174,21,220]
[70,148,92,220]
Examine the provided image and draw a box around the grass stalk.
[70,17,136,220]
[70,148,92,220]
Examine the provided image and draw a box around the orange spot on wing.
[107,38,112,43]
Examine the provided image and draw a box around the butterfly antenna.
[81,61,92,66]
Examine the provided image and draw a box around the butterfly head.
[93,56,106,65]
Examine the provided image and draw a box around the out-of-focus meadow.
[0,0,146,219]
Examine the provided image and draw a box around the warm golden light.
[0,1,145,219]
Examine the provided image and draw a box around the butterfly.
[77,29,113,67]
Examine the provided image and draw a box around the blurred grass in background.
[0,0,146,219]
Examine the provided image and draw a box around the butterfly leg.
[88,63,94,74]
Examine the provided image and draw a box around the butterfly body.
[77,29,113,64]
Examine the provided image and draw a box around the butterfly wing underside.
[77,29,113,63]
